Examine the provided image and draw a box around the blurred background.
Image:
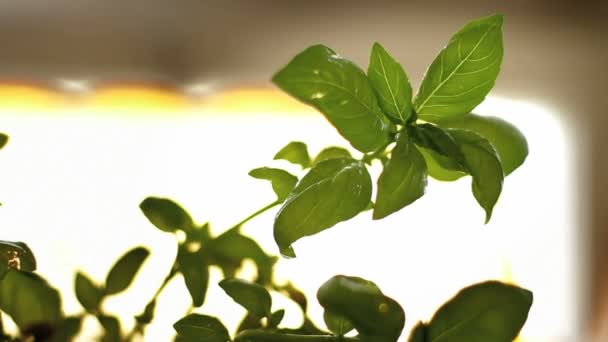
[0,0,605,341]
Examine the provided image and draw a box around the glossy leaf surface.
[273,45,389,152]
[415,15,503,119]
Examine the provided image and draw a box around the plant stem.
[228,200,281,230]
[361,140,393,164]
[125,265,178,341]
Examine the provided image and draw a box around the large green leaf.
[273,44,390,152]
[274,158,372,257]
[249,167,298,202]
[0,270,62,335]
[274,141,311,169]
[415,15,503,119]
[317,275,405,341]
[436,113,528,175]
[139,197,194,233]
[368,42,413,123]
[219,278,272,318]
[0,240,36,278]
[374,132,427,219]
[174,314,230,342]
[177,246,209,307]
[75,272,104,313]
[418,147,466,182]
[410,124,465,167]
[104,247,149,295]
[426,281,532,342]
[408,322,428,342]
[449,129,504,223]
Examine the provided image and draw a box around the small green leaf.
[249,167,298,201]
[211,229,274,285]
[323,310,354,336]
[312,146,352,165]
[415,14,504,119]
[75,272,104,313]
[0,133,8,150]
[418,147,466,182]
[408,322,428,342]
[174,314,230,342]
[317,275,405,341]
[374,133,427,219]
[268,309,285,328]
[410,124,465,167]
[140,197,194,233]
[449,129,504,223]
[273,45,390,152]
[0,240,37,277]
[274,158,372,256]
[135,300,156,325]
[52,316,82,342]
[436,113,528,175]
[177,246,209,307]
[104,247,149,295]
[97,315,121,342]
[426,281,533,342]
[274,141,311,169]
[368,42,413,123]
[0,270,62,334]
[219,278,272,318]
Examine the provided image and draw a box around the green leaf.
[436,113,528,175]
[368,42,413,123]
[312,147,352,165]
[374,132,427,219]
[249,167,298,202]
[97,315,121,342]
[410,124,465,167]
[211,229,275,285]
[274,142,311,169]
[418,147,467,182]
[408,322,428,342]
[174,314,230,342]
[268,309,285,328]
[449,129,504,223]
[75,272,104,313]
[104,247,149,295]
[323,310,354,336]
[317,275,405,341]
[0,270,62,334]
[135,300,156,325]
[426,281,533,342]
[0,134,8,150]
[219,278,272,318]
[274,158,372,256]
[273,45,390,152]
[0,240,37,277]
[52,316,82,342]
[414,14,504,119]
[140,197,194,233]
[177,246,209,307]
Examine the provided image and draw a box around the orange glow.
[0,83,67,109]
[86,86,188,111]
[199,87,310,114]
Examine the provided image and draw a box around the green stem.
[361,140,393,164]
[228,200,281,230]
[125,264,178,341]
[235,330,361,342]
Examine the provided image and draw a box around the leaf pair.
[75,247,150,313]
